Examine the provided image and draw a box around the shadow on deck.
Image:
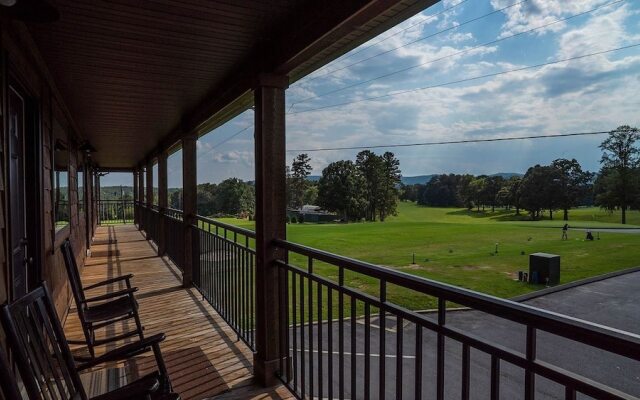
[64,224,292,400]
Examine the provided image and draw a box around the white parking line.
[291,348,416,359]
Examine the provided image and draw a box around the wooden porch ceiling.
[26,0,438,169]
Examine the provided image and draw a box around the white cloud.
[491,0,614,38]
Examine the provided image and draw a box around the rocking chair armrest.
[81,287,138,303]
[84,274,134,290]
[77,333,167,371]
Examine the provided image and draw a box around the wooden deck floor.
[64,224,293,400]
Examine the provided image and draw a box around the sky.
[106,0,640,187]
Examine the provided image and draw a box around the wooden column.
[146,160,153,207]
[133,169,139,225]
[95,173,101,225]
[253,73,288,387]
[158,151,168,255]
[138,166,145,206]
[182,134,197,287]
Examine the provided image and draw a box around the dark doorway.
[7,79,40,301]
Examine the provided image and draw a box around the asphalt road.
[285,272,640,399]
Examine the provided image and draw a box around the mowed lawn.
[218,203,640,310]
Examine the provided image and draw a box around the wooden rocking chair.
[61,239,144,360]
[0,345,23,400]
[1,284,180,400]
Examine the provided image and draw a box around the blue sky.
[104,0,640,187]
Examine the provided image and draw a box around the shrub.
[291,216,297,223]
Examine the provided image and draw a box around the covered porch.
[65,224,291,400]
[1,1,639,399]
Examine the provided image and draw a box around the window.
[53,136,69,232]
[77,165,84,213]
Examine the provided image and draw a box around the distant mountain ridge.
[308,173,523,185]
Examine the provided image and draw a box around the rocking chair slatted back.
[1,284,86,400]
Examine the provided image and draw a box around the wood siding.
[0,17,92,322]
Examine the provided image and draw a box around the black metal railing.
[164,207,184,269]
[131,204,640,399]
[97,200,134,224]
[274,239,640,400]
[192,216,256,350]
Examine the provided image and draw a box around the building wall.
[0,18,92,323]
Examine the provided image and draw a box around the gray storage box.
[529,253,560,285]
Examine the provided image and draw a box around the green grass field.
[217,203,640,310]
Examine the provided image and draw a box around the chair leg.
[130,297,145,341]
[152,342,171,393]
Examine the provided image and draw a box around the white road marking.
[291,348,416,359]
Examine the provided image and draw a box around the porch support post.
[253,73,289,387]
[181,134,197,288]
[158,151,168,255]
[133,169,139,225]
[145,160,153,240]
[96,173,101,225]
[138,166,145,208]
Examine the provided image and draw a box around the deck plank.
[64,225,291,400]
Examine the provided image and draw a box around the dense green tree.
[551,158,594,221]
[399,183,421,202]
[519,165,561,219]
[378,152,402,221]
[288,153,313,209]
[595,126,640,224]
[356,150,384,221]
[496,176,522,214]
[482,176,504,212]
[213,178,255,217]
[317,160,366,221]
[469,177,486,211]
[302,185,318,206]
[420,174,460,207]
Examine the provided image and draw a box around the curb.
[510,266,640,302]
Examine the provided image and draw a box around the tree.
[482,176,504,212]
[519,165,561,220]
[595,126,640,224]
[212,178,255,217]
[378,152,402,221]
[317,160,366,221]
[302,185,318,205]
[551,158,594,221]
[288,153,312,209]
[420,174,460,207]
[496,176,522,214]
[469,177,486,211]
[356,150,384,221]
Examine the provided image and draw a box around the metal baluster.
[461,343,470,400]
[339,267,345,399]
[416,325,423,400]
[396,316,403,400]
[380,280,387,400]
[437,298,446,400]
[365,302,371,400]
[491,355,500,400]
[525,326,536,400]
[308,258,314,400]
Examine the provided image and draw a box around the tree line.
[401,126,640,223]
[169,178,255,218]
[287,150,402,222]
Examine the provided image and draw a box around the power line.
[292,0,626,105]
[287,131,611,153]
[166,124,254,176]
[291,0,527,91]
[288,43,640,115]
[294,0,472,85]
